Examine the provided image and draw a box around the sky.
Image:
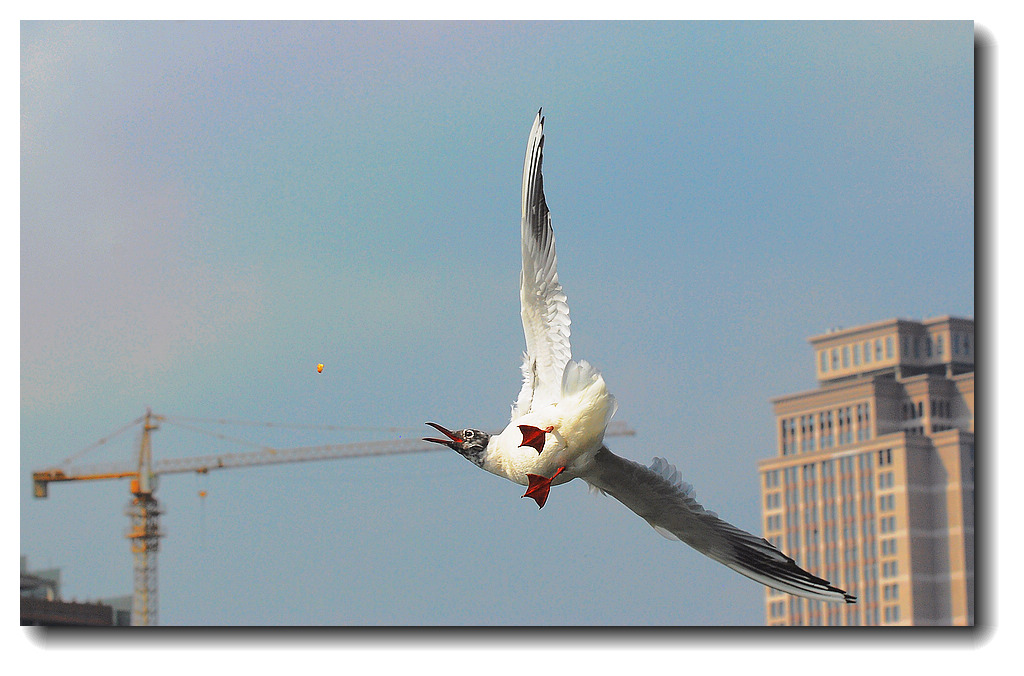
[19,20,977,634]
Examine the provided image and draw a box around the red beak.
[423,422,464,448]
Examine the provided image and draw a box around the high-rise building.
[759,317,974,626]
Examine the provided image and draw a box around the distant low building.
[759,317,974,626]
[20,556,131,626]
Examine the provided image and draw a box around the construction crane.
[30,409,636,626]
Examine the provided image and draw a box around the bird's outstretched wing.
[582,447,856,603]
[514,109,572,416]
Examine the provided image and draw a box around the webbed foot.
[518,424,554,453]
[522,466,565,508]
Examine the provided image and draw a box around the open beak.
[423,422,464,449]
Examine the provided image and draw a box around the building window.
[819,350,827,372]
[842,345,850,368]
[831,348,839,370]
[875,338,883,361]
[937,334,944,356]
[886,336,894,359]
[781,418,799,455]
[856,403,872,441]
[853,343,861,365]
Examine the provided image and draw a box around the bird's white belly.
[486,373,615,485]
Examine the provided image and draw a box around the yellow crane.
[30,409,636,625]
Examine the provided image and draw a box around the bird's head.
[423,422,490,467]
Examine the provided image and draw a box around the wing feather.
[514,110,572,416]
[583,447,856,604]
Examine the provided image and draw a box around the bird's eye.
[463,429,475,440]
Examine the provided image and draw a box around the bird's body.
[425,110,855,605]
[484,359,616,487]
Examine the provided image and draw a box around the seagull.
[425,110,854,604]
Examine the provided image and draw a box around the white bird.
[425,110,854,604]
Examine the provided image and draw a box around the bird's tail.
[562,359,618,427]
[561,359,600,397]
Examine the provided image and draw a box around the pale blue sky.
[21,21,973,626]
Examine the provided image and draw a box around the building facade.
[20,556,132,626]
[759,317,974,626]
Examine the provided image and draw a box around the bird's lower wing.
[582,447,855,603]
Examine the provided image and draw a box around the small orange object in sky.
[317,363,324,373]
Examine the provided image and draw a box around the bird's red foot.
[519,424,554,453]
[522,466,565,509]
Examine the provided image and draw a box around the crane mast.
[31,412,637,625]
[125,410,161,626]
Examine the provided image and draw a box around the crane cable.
[54,413,147,467]
[50,413,428,470]
[158,418,277,453]
[161,415,421,435]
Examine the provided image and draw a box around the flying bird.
[425,110,854,604]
